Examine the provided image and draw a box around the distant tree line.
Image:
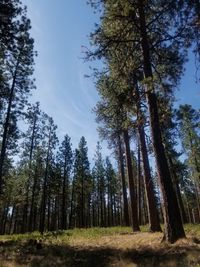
[0,0,200,245]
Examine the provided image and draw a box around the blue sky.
[22,0,108,160]
[22,0,199,160]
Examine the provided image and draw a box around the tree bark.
[117,132,130,226]
[138,124,162,232]
[61,163,68,229]
[123,129,140,231]
[134,82,161,231]
[167,156,188,223]
[0,65,18,194]
[137,0,185,243]
[69,177,75,229]
[137,143,142,225]
[39,130,51,234]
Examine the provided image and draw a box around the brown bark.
[123,129,140,231]
[69,177,75,229]
[117,132,130,226]
[39,130,51,234]
[137,0,185,242]
[61,167,68,229]
[167,156,188,223]
[137,143,142,225]
[28,163,39,232]
[134,81,161,231]
[0,67,18,194]
[138,124,162,232]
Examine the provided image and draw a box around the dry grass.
[0,225,200,266]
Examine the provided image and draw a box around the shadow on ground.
[1,239,200,267]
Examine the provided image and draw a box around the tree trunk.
[194,180,200,221]
[69,178,75,229]
[138,124,162,231]
[137,143,142,225]
[185,196,192,224]
[0,68,18,194]
[9,205,15,234]
[39,142,50,234]
[117,133,130,226]
[61,166,68,229]
[137,0,185,242]
[167,156,188,223]
[107,178,111,227]
[123,129,140,231]
[23,111,38,233]
[133,79,161,231]
[0,205,8,234]
[13,207,19,234]
[28,163,38,232]
[81,172,84,228]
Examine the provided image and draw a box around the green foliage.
[176,105,200,180]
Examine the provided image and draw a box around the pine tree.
[105,156,121,226]
[176,104,200,221]
[87,0,186,242]
[57,134,73,229]
[93,142,106,227]
[39,115,58,234]
[72,137,91,228]
[0,2,36,194]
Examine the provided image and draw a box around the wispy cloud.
[21,0,113,163]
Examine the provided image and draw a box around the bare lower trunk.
[168,156,187,223]
[138,124,162,232]
[117,132,129,226]
[123,129,140,231]
[137,144,142,225]
[137,0,185,242]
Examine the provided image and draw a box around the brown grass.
[0,226,200,266]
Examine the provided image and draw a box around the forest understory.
[0,225,200,267]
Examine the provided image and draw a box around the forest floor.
[0,225,200,267]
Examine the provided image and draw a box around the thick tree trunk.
[117,133,129,226]
[137,0,185,243]
[138,124,162,232]
[123,129,140,231]
[134,82,161,231]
